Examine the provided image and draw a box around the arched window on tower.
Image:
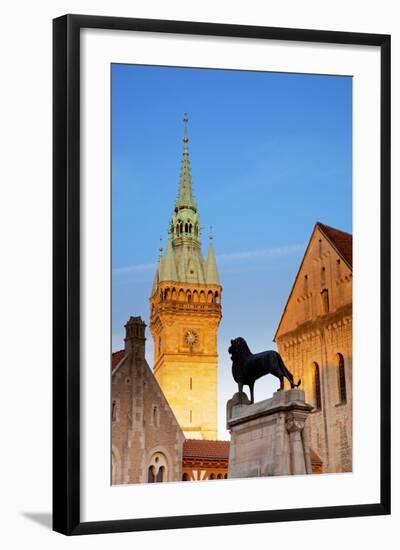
[185,223,188,233]
[189,223,192,233]
[312,362,322,410]
[335,353,347,403]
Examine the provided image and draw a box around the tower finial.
[158,237,163,257]
[209,225,213,240]
[183,113,189,143]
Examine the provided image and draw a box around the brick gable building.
[274,222,352,473]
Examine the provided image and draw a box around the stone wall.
[227,389,313,478]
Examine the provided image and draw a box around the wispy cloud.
[113,243,305,275]
[218,243,305,263]
[113,261,156,275]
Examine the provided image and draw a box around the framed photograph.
[53,14,390,535]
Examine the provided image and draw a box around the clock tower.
[149,115,222,440]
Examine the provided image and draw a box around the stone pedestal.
[227,389,313,478]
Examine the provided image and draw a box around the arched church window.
[214,291,220,304]
[209,473,215,480]
[186,290,192,303]
[207,290,213,303]
[193,290,199,303]
[176,224,180,235]
[180,222,183,233]
[112,400,117,422]
[224,474,228,479]
[185,223,188,233]
[335,353,347,403]
[321,266,326,285]
[147,452,168,483]
[312,362,322,410]
[321,288,329,314]
[199,291,206,303]
[156,466,165,482]
[179,288,185,301]
[148,466,156,483]
[189,223,192,233]
[217,473,222,479]
[182,473,190,481]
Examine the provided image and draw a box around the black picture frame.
[53,14,391,536]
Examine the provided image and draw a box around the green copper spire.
[205,230,220,285]
[175,113,197,212]
[150,115,222,294]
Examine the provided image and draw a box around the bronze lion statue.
[228,337,301,403]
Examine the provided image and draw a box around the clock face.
[185,329,198,346]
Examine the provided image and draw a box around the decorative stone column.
[227,389,313,478]
[285,411,310,475]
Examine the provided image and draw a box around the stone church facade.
[274,222,352,473]
[112,316,185,484]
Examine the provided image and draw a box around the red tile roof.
[183,439,322,466]
[317,222,352,267]
[183,439,230,459]
[112,349,125,371]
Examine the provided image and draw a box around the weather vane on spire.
[183,113,189,142]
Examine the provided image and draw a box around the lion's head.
[228,337,250,360]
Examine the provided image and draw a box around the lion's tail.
[278,355,300,388]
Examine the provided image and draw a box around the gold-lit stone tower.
[149,115,222,440]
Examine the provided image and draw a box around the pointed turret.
[175,113,197,212]
[205,233,220,285]
[160,238,178,281]
[151,240,163,294]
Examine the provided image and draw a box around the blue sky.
[112,64,352,438]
